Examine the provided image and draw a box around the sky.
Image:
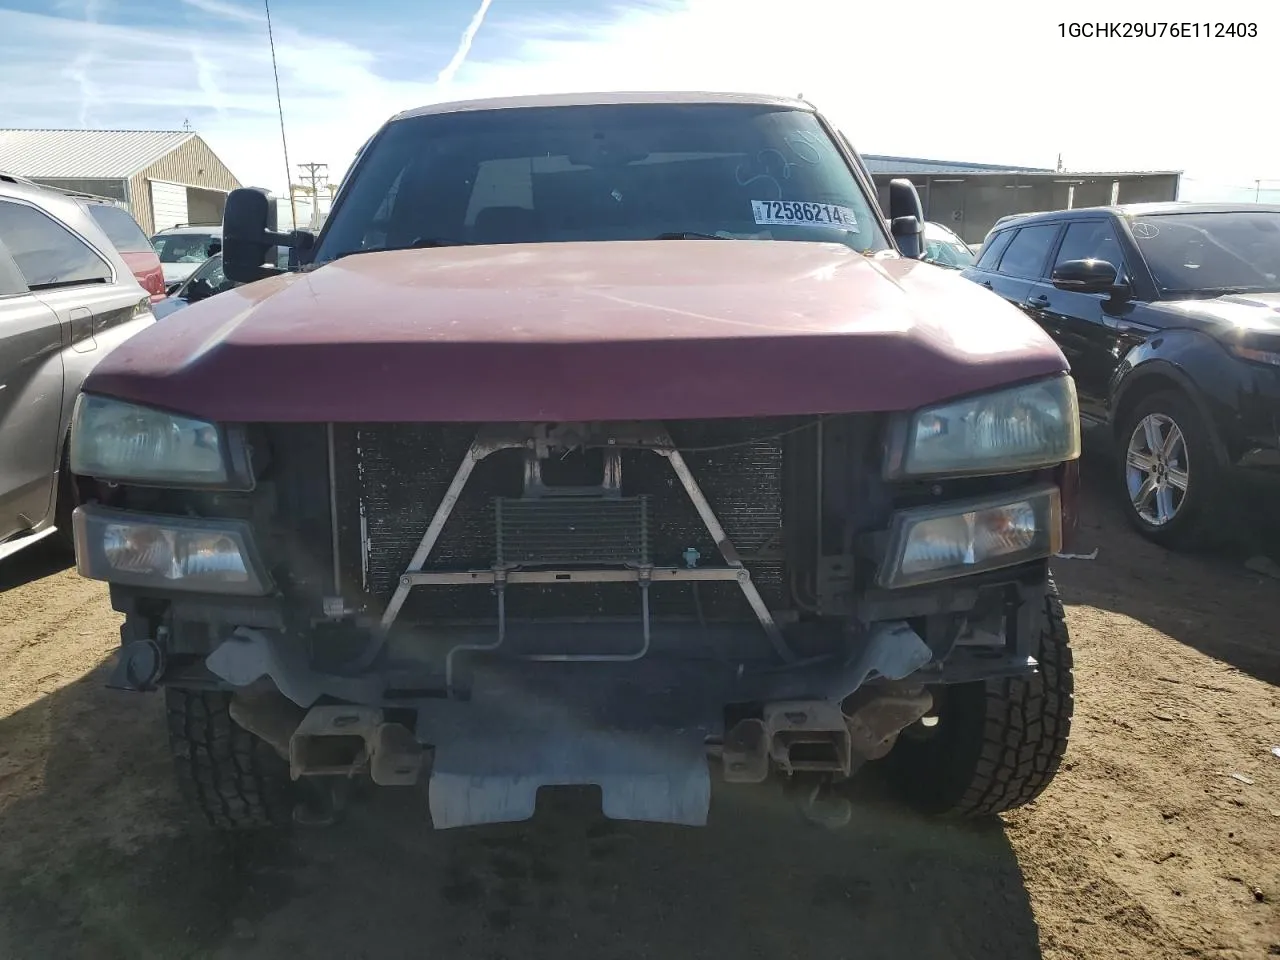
[1,0,1278,201]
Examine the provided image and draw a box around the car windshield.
[314,102,890,263]
[151,232,217,264]
[1129,210,1280,295]
[923,223,975,267]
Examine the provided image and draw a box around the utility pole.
[293,162,329,230]
[296,162,329,199]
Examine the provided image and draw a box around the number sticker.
[751,200,859,232]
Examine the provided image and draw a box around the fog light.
[878,485,1061,589]
[74,507,270,595]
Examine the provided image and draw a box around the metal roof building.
[861,155,1182,243]
[0,129,241,235]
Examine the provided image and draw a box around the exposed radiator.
[339,421,788,623]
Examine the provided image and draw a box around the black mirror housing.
[888,179,926,259]
[1052,258,1119,295]
[222,187,287,284]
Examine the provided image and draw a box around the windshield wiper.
[651,232,731,240]
[1163,286,1277,297]
[333,237,471,260]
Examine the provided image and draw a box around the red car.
[69,92,1081,834]
[80,200,166,302]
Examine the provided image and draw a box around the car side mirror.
[888,179,925,259]
[223,188,280,283]
[222,188,314,283]
[165,282,182,296]
[1052,258,1121,295]
[186,278,213,302]
[206,239,222,257]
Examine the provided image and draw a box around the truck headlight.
[877,485,1061,589]
[70,394,249,488]
[888,376,1080,478]
[73,507,271,595]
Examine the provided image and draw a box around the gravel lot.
[1,450,1277,960]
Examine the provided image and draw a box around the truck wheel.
[882,578,1074,817]
[165,688,293,830]
[1116,390,1220,549]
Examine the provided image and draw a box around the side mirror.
[206,239,222,257]
[1052,258,1122,295]
[223,188,280,283]
[186,278,213,303]
[165,282,182,296]
[221,188,316,283]
[888,179,925,259]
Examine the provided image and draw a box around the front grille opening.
[339,419,796,624]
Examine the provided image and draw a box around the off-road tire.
[1115,390,1221,549]
[883,577,1074,817]
[165,688,293,830]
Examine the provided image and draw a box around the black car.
[962,203,1280,547]
[151,252,232,319]
[152,248,292,319]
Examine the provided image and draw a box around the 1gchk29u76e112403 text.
[1058,21,1257,38]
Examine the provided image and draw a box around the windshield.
[315,102,889,263]
[922,222,975,268]
[151,232,218,264]
[1129,210,1280,295]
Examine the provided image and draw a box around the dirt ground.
[1,447,1278,960]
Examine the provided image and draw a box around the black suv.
[962,203,1280,547]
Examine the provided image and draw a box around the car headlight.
[888,376,1081,478]
[73,506,271,595]
[1228,342,1280,367]
[70,394,249,487]
[878,485,1061,589]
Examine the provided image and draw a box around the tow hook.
[106,639,166,692]
[789,774,853,829]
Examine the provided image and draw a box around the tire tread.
[165,688,292,831]
[884,577,1075,818]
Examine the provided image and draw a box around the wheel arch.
[1111,361,1229,467]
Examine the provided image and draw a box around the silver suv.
[0,174,155,562]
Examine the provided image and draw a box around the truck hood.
[85,241,1068,423]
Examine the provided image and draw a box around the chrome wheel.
[1125,413,1190,526]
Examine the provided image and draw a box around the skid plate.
[417,660,719,828]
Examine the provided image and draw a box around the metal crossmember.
[376,423,794,668]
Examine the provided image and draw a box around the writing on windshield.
[1130,210,1280,294]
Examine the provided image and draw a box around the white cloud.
[180,0,265,25]
[2,0,1276,197]
[448,0,1279,185]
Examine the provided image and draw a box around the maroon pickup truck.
[68,92,1079,832]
